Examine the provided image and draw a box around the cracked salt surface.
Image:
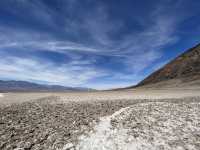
[76,107,135,150]
[72,101,200,150]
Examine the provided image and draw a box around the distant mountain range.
[0,80,94,92]
[131,43,200,89]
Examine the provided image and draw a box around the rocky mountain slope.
[135,43,200,88]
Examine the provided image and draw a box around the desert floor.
[0,89,200,150]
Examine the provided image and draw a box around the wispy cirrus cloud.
[0,0,199,89]
[0,56,107,87]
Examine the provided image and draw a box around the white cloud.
[0,0,196,89]
[0,56,107,87]
[82,5,123,47]
[0,41,99,53]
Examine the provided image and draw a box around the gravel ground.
[0,96,144,150]
[0,95,200,150]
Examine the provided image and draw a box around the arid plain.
[1,88,200,104]
[1,89,200,150]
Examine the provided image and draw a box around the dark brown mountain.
[134,43,200,88]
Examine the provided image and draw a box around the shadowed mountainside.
[132,43,200,88]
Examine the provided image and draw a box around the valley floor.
[0,89,200,150]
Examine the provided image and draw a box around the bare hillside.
[135,43,200,88]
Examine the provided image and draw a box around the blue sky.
[0,0,200,89]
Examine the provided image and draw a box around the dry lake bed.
[0,89,200,150]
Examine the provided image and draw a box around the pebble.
[62,143,74,150]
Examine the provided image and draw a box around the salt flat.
[1,89,200,105]
[77,101,200,150]
[0,89,200,150]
